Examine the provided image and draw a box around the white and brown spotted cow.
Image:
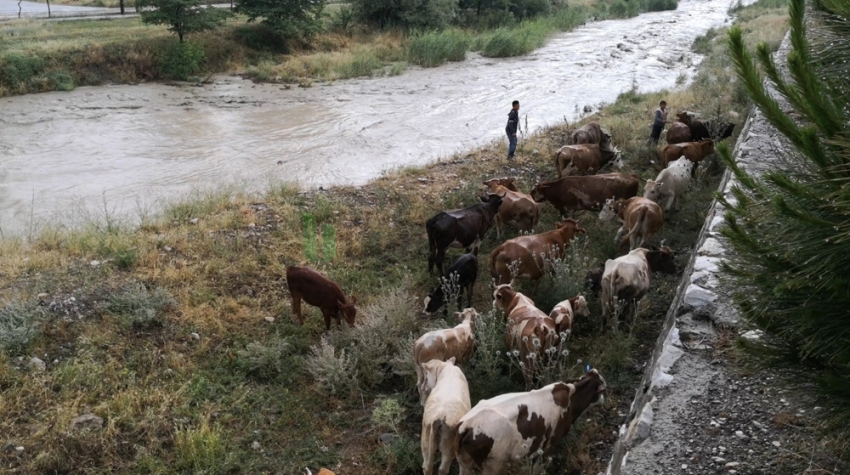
[414,308,478,404]
[548,295,589,338]
[455,369,607,475]
[493,284,558,389]
[420,358,471,475]
[600,246,675,330]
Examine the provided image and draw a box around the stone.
[725,462,739,468]
[28,357,46,372]
[90,260,101,267]
[190,333,200,341]
[712,457,727,463]
[37,293,48,298]
[70,413,104,431]
[264,317,275,323]
[378,433,397,444]
[189,218,199,225]
[698,237,725,257]
[15,446,24,452]
[735,430,749,440]
[251,441,261,451]
[684,284,717,308]
[693,256,720,273]
[627,400,653,444]
[772,441,781,447]
[164,246,173,252]
[741,330,763,341]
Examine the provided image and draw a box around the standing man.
[506,100,520,160]
[650,100,668,144]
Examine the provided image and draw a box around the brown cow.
[666,113,693,145]
[552,144,623,178]
[482,178,539,239]
[286,266,357,331]
[456,369,607,475]
[598,197,664,250]
[493,284,558,389]
[571,121,612,148]
[489,219,586,284]
[530,173,639,214]
[659,139,716,169]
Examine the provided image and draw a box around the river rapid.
[0,0,738,234]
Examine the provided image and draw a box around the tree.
[236,0,326,40]
[136,0,232,43]
[722,0,850,436]
[352,0,457,29]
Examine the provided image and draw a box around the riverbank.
[0,0,672,97]
[0,1,788,474]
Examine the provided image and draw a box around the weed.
[174,420,233,473]
[106,283,177,330]
[236,338,299,382]
[372,397,405,435]
[0,300,42,355]
[407,28,471,67]
[160,41,206,80]
[305,337,359,396]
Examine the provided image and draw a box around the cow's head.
[492,284,516,312]
[719,123,736,140]
[570,295,590,317]
[530,182,550,203]
[555,218,586,235]
[598,198,619,221]
[569,369,608,415]
[676,111,693,125]
[483,177,518,193]
[609,147,624,170]
[481,193,504,211]
[338,297,357,327]
[645,245,676,274]
[419,357,456,404]
[422,287,445,317]
[456,308,478,331]
[643,179,663,203]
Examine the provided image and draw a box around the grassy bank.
[0,0,673,97]
[0,2,787,474]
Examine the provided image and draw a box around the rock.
[712,457,727,463]
[725,462,740,468]
[251,441,261,451]
[741,330,763,341]
[771,440,781,447]
[698,237,725,257]
[190,332,200,341]
[28,357,46,372]
[37,293,48,298]
[378,433,397,445]
[90,260,101,267]
[70,413,104,431]
[190,218,199,225]
[532,150,540,156]
[264,317,275,323]
[164,246,173,252]
[735,430,749,440]
[15,446,24,452]
[684,284,717,308]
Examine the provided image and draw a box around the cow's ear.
[447,357,456,365]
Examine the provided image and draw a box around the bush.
[236,0,325,40]
[641,0,678,12]
[0,53,45,91]
[608,0,630,18]
[160,41,206,80]
[107,283,177,330]
[305,338,359,396]
[476,21,550,57]
[47,71,75,92]
[353,0,457,29]
[371,397,405,434]
[236,338,299,382]
[174,421,233,473]
[329,4,358,34]
[337,49,383,78]
[407,29,471,67]
[370,436,421,475]
[0,301,42,356]
[548,6,587,30]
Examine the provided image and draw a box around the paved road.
[0,0,122,19]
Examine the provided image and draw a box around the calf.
[414,308,477,404]
[659,139,715,171]
[599,197,664,250]
[426,194,503,275]
[456,369,607,475]
[286,266,356,331]
[493,284,558,389]
[552,144,623,178]
[571,121,612,148]
[420,358,471,475]
[600,246,675,330]
[690,120,735,142]
[423,253,478,316]
[530,173,639,214]
[643,157,693,212]
[549,295,589,337]
[482,178,539,239]
[489,219,585,284]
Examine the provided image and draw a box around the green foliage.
[107,283,177,330]
[160,41,207,80]
[329,4,357,33]
[47,71,75,91]
[371,436,421,475]
[640,0,678,12]
[236,338,300,382]
[136,0,231,43]
[174,421,234,473]
[371,397,405,434]
[352,0,457,29]
[724,0,850,434]
[305,338,359,396]
[509,0,551,20]
[237,0,326,40]
[0,301,42,356]
[0,53,45,91]
[407,28,471,66]
[476,21,549,57]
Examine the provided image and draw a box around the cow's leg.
[466,282,474,308]
[471,237,482,256]
[456,450,476,475]
[415,363,425,404]
[320,309,332,332]
[495,215,503,240]
[422,422,435,475]
[438,427,457,475]
[482,459,504,475]
[665,194,675,212]
[291,293,304,325]
[613,226,626,244]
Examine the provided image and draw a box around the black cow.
[426,194,503,275]
[690,121,735,142]
[422,253,478,316]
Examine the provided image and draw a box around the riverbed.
[0,0,738,234]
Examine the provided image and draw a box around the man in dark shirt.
[506,100,520,159]
[650,100,668,144]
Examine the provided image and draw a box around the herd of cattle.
[284,112,734,474]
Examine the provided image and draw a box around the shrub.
[136,0,232,43]
[174,421,233,473]
[329,4,357,34]
[548,6,587,30]
[48,71,75,92]
[641,0,678,12]
[236,338,299,382]
[0,53,45,91]
[0,301,42,356]
[236,0,325,40]
[106,283,177,330]
[160,41,206,80]
[371,397,405,434]
[371,436,421,475]
[305,338,359,396]
[407,29,471,67]
[509,0,550,19]
[337,49,383,78]
[477,21,550,57]
[352,0,457,29]
[609,0,630,18]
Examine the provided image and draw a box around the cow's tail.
[456,424,473,462]
[532,202,540,232]
[429,419,443,455]
[622,207,647,245]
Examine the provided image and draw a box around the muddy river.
[0,0,738,234]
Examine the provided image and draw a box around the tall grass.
[474,21,551,57]
[407,28,471,66]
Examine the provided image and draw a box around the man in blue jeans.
[506,100,519,159]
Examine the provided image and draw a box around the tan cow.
[489,219,586,284]
[600,247,675,330]
[552,144,623,178]
[659,139,715,169]
[420,358,471,475]
[549,295,589,338]
[598,197,663,250]
[482,178,539,239]
[456,370,607,475]
[493,284,558,389]
[414,308,477,404]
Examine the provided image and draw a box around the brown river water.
[0,0,740,234]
